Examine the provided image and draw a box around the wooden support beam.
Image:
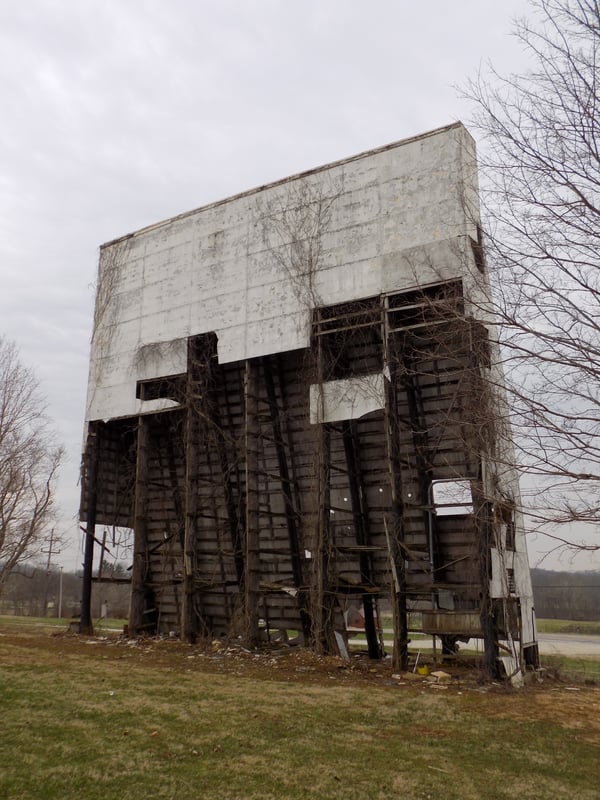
[313,421,336,654]
[475,491,500,678]
[79,422,99,635]
[97,529,107,579]
[342,420,382,659]
[244,358,261,646]
[211,384,245,586]
[129,415,151,636]
[384,352,409,671]
[182,343,201,643]
[263,355,312,642]
[400,349,438,576]
[310,325,337,655]
[307,325,334,654]
[165,423,185,550]
[467,330,501,678]
[181,333,229,640]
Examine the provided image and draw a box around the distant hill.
[531,568,600,620]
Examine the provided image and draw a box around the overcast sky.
[3,0,591,572]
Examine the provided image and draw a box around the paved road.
[535,632,600,657]
[405,633,600,657]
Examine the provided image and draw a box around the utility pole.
[41,529,61,617]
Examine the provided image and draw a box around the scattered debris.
[394,671,424,683]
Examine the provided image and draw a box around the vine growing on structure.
[90,238,132,386]
[257,176,341,312]
[256,177,343,653]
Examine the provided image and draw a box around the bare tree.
[0,338,63,590]
[466,0,600,551]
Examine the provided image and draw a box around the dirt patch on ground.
[480,688,600,745]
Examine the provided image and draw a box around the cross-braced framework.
[79,124,538,678]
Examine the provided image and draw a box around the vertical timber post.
[313,329,335,654]
[263,356,312,643]
[384,395,409,670]
[468,332,501,679]
[182,338,200,643]
[244,358,261,646]
[80,423,99,635]
[477,493,500,678]
[129,415,150,636]
[314,422,335,653]
[384,326,409,671]
[342,421,381,659]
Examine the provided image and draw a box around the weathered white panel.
[87,379,134,421]
[490,548,513,598]
[316,260,382,307]
[137,398,181,415]
[106,287,148,325]
[86,123,482,422]
[245,250,285,288]
[490,547,534,600]
[139,305,193,344]
[189,288,247,334]
[309,373,386,424]
[324,218,381,265]
[134,338,187,381]
[94,318,142,358]
[218,311,309,363]
[381,238,470,294]
[246,281,299,322]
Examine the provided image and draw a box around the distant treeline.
[0,564,598,622]
[0,562,130,619]
[531,568,600,621]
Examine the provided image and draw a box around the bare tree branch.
[465,0,600,547]
[0,337,63,589]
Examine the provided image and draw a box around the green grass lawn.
[540,654,600,683]
[0,624,598,800]
[535,618,600,636]
[0,614,127,631]
[5,614,598,636]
